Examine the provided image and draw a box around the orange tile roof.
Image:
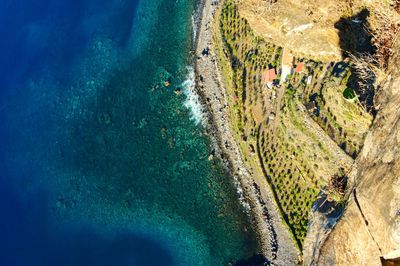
[263,68,276,82]
[295,62,305,73]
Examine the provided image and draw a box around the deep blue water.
[0,0,260,265]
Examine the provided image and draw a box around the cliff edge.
[212,0,400,264]
[316,39,400,266]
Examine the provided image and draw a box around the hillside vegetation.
[213,0,376,248]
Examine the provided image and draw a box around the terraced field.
[214,0,372,248]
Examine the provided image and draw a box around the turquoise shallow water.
[0,0,260,265]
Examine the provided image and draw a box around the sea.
[0,0,260,265]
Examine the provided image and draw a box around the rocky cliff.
[316,39,400,266]
[215,0,400,264]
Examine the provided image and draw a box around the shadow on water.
[0,176,174,266]
[334,9,377,115]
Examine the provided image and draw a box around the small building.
[262,68,277,88]
[268,68,277,81]
[294,62,305,73]
[262,68,276,82]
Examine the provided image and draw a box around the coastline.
[193,0,298,264]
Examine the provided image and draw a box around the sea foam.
[191,13,197,44]
[182,67,204,125]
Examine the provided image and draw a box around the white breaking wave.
[182,67,204,125]
[233,176,251,213]
[191,13,197,44]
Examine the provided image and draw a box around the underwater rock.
[174,88,182,95]
[161,126,167,139]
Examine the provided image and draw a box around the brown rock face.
[317,41,400,265]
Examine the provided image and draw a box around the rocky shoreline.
[193,0,298,264]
